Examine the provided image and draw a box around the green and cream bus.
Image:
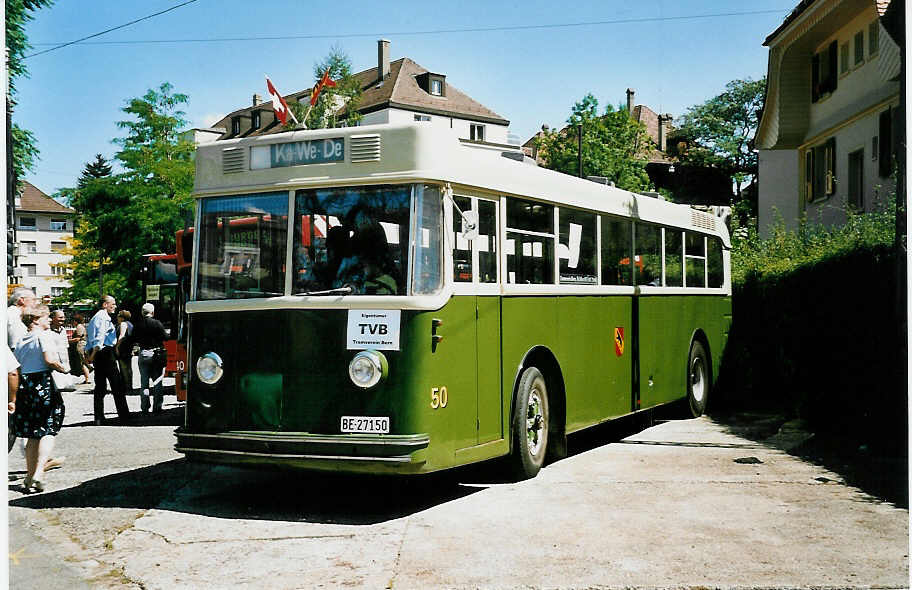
[175,124,731,479]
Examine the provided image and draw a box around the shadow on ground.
[711,408,908,508]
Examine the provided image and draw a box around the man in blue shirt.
[86,295,130,425]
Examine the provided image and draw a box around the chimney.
[378,39,390,83]
[626,88,635,117]
[657,113,672,152]
[252,93,262,106]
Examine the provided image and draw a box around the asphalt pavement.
[6,378,910,589]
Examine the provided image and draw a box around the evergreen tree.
[79,154,113,185]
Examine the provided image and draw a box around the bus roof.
[194,124,730,246]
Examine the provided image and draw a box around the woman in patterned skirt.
[11,305,67,493]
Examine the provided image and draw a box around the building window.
[51,264,67,276]
[414,114,431,122]
[231,117,240,135]
[50,219,67,231]
[811,41,838,102]
[869,21,879,56]
[839,43,849,75]
[807,138,837,201]
[21,264,36,276]
[470,124,485,142]
[430,79,443,96]
[251,111,261,129]
[848,149,864,210]
[51,241,66,252]
[854,31,865,66]
[51,287,65,297]
[21,241,37,253]
[19,217,36,229]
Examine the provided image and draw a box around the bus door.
[452,196,502,446]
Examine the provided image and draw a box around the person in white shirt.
[7,287,37,350]
[11,305,67,493]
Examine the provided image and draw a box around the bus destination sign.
[250,138,344,170]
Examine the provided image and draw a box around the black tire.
[510,367,549,480]
[687,340,710,417]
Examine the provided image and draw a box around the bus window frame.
[451,191,500,296]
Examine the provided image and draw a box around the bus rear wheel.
[510,367,549,480]
[687,340,709,417]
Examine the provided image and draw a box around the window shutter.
[879,109,892,177]
[811,53,821,102]
[827,41,838,93]
[825,138,836,195]
[805,151,814,201]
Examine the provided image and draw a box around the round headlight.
[348,350,386,389]
[196,352,224,385]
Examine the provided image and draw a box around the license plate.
[340,416,390,434]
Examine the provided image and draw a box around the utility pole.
[577,124,583,178]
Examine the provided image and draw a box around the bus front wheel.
[687,341,710,417]
[510,367,549,480]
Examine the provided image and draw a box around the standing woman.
[11,305,67,493]
[72,313,91,383]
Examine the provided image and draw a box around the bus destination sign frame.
[250,138,345,170]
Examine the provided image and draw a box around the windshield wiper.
[293,286,353,296]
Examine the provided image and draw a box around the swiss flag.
[266,75,297,126]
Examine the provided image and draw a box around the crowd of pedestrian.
[6,287,169,493]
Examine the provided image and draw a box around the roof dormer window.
[252,111,261,130]
[416,72,446,97]
[231,116,241,135]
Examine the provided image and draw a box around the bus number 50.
[431,386,448,409]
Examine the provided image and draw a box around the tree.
[287,47,363,130]
[673,78,766,210]
[7,0,54,277]
[65,83,195,306]
[536,94,653,192]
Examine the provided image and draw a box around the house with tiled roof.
[12,181,76,300]
[755,0,902,235]
[201,40,510,145]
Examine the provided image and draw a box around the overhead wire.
[28,8,791,52]
[24,0,200,59]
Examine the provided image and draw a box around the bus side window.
[707,237,724,288]
[505,198,555,284]
[685,232,706,288]
[453,195,473,282]
[477,199,497,283]
[664,228,683,287]
[600,216,632,286]
[558,208,597,285]
[634,223,661,286]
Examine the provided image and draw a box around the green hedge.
[715,208,905,452]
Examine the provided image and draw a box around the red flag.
[265,75,298,125]
[309,69,338,106]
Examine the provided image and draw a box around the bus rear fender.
[511,346,568,463]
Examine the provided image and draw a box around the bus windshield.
[293,183,442,296]
[196,192,289,300]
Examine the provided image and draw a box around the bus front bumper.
[174,429,431,472]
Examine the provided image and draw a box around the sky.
[17,0,793,196]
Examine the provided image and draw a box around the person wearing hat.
[130,303,168,414]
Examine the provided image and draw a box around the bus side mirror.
[458,210,479,241]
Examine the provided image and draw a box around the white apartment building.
[13,181,76,300]
[755,0,901,235]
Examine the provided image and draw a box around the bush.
[716,201,905,452]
